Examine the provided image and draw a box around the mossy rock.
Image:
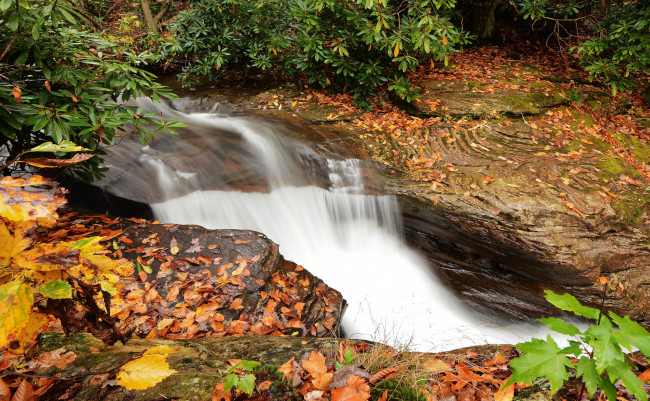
[410,79,568,117]
[35,333,333,401]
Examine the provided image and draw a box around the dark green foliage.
[575,3,650,95]
[167,0,471,109]
[507,290,650,401]
[0,0,182,181]
[513,0,650,94]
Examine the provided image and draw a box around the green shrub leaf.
[575,357,599,397]
[537,317,581,336]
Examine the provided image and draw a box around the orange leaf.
[331,376,370,401]
[637,369,650,383]
[302,351,328,379]
[442,36,448,45]
[0,379,10,401]
[11,379,34,401]
[494,382,514,401]
[12,87,22,107]
[598,276,608,286]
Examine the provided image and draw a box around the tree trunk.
[140,0,173,32]
[469,0,502,44]
[140,0,157,32]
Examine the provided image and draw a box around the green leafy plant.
[0,0,184,181]
[223,360,261,396]
[506,289,650,401]
[167,0,471,109]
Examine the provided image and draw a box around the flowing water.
[103,98,557,351]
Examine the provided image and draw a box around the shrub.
[167,0,472,109]
[0,0,183,181]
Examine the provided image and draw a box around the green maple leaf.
[544,291,600,320]
[576,357,599,398]
[507,335,574,394]
[237,373,256,395]
[607,361,647,401]
[538,317,581,336]
[609,312,650,356]
[585,319,625,373]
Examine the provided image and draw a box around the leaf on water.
[0,280,33,348]
[117,354,177,390]
[38,280,72,299]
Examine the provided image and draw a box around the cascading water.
[110,99,556,351]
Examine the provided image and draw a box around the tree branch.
[153,0,173,26]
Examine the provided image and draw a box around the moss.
[613,133,650,163]
[597,155,633,178]
[611,195,650,226]
[371,380,423,401]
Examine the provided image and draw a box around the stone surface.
[410,79,568,117]
[35,332,331,401]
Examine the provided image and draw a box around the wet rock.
[34,333,330,401]
[106,221,346,339]
[410,79,568,117]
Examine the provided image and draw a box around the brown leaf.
[257,380,272,392]
[638,369,650,383]
[212,383,231,401]
[302,351,328,379]
[10,379,34,401]
[23,153,94,168]
[304,390,327,401]
[484,354,507,367]
[369,366,400,385]
[312,372,333,389]
[12,87,22,107]
[0,379,10,401]
[278,357,303,387]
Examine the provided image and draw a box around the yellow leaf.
[442,35,448,45]
[0,280,33,348]
[170,246,179,255]
[393,42,399,57]
[143,345,177,356]
[12,312,48,353]
[117,354,177,390]
[0,176,65,227]
[14,242,78,272]
[272,48,277,55]
[82,253,118,273]
[0,221,33,267]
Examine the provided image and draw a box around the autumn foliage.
[0,175,133,354]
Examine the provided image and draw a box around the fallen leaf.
[302,351,328,379]
[116,354,177,390]
[11,379,33,401]
[494,382,514,401]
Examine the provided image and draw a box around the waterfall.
[116,99,556,351]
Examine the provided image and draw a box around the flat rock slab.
[411,79,568,117]
[34,332,330,401]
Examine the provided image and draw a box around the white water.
[141,106,552,351]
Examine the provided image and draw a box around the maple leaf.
[506,335,573,394]
[117,354,177,390]
[0,280,33,348]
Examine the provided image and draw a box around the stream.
[92,93,560,351]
